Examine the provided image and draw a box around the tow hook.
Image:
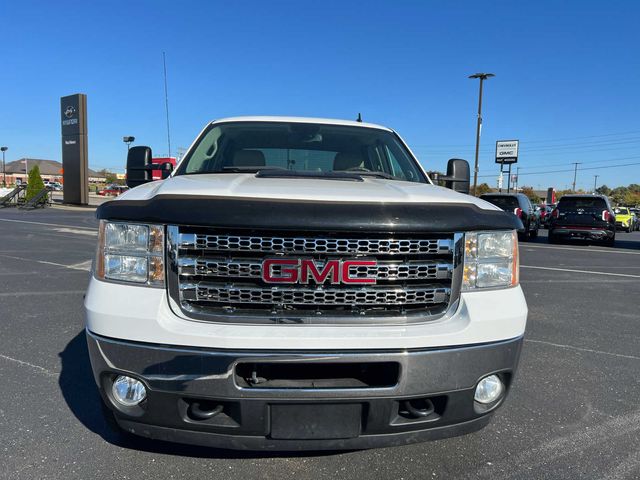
[189,402,223,420]
[401,398,435,418]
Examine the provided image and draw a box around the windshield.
[175,121,427,183]
[481,195,519,211]
[614,207,630,215]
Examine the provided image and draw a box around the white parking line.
[0,354,58,377]
[53,227,97,236]
[0,290,86,297]
[0,218,96,231]
[0,254,92,271]
[521,265,640,278]
[525,338,640,361]
[523,243,640,255]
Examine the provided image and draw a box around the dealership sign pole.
[60,94,88,205]
[495,140,519,193]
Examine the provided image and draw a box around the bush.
[25,165,45,201]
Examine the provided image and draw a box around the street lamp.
[123,136,135,151]
[468,73,495,195]
[1,146,7,187]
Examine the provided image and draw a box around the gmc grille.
[167,226,462,325]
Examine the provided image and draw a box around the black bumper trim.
[87,331,523,450]
[116,415,492,451]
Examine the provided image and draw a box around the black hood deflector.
[96,195,523,232]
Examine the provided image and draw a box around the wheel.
[548,231,560,244]
[603,234,615,247]
[530,227,539,239]
[627,226,632,233]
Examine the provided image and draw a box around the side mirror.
[160,162,174,179]
[438,158,470,194]
[126,146,153,188]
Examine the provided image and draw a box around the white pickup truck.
[85,116,527,450]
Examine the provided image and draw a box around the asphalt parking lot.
[1,207,639,480]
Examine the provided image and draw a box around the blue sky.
[1,0,639,190]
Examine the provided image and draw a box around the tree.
[475,183,493,196]
[25,165,45,201]
[98,168,122,185]
[520,186,541,204]
[595,185,611,196]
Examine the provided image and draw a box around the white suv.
[85,117,527,450]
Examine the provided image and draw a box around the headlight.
[95,221,165,287]
[462,230,518,290]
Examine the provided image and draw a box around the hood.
[118,173,499,211]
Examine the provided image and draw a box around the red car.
[97,185,129,197]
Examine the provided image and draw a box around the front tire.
[548,231,560,244]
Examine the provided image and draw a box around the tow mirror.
[160,162,174,179]
[126,146,153,188]
[438,158,470,194]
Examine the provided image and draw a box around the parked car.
[548,194,616,246]
[44,181,63,191]
[479,193,540,240]
[630,208,640,231]
[97,185,129,196]
[537,204,554,228]
[613,206,634,233]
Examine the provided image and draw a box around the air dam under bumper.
[87,331,523,450]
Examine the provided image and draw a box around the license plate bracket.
[270,403,362,440]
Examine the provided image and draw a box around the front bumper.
[87,331,523,450]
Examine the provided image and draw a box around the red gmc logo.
[262,258,377,285]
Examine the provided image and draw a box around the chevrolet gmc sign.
[495,140,519,164]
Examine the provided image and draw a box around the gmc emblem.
[262,258,377,285]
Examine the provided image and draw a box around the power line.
[410,129,640,149]
[477,161,640,179]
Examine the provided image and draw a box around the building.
[3,158,106,184]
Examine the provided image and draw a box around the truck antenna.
[356,113,363,123]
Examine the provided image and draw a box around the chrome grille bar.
[178,257,452,281]
[180,282,451,306]
[179,233,452,255]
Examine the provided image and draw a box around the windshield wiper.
[348,171,396,180]
[255,170,364,181]
[221,166,287,173]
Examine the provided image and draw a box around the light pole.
[593,174,599,193]
[469,73,495,195]
[123,136,135,151]
[1,146,7,187]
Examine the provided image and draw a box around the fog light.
[474,374,504,404]
[112,375,147,406]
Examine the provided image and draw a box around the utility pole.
[468,73,495,195]
[514,166,520,192]
[571,162,581,192]
[1,146,7,187]
[593,174,599,193]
